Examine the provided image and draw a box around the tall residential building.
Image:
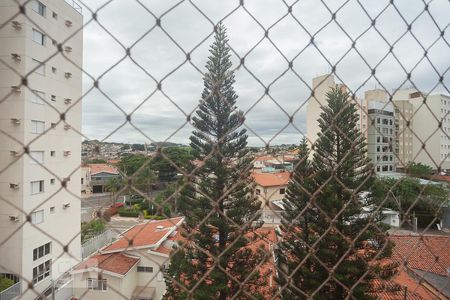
[306,74,365,147]
[392,100,414,169]
[0,0,82,299]
[393,90,450,170]
[366,101,396,173]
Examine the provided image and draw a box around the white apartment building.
[0,0,83,299]
[393,90,450,170]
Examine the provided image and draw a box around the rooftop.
[102,217,184,253]
[74,253,139,276]
[390,234,450,276]
[252,171,291,187]
[87,163,119,175]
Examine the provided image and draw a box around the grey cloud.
[79,0,450,146]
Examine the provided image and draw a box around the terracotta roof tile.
[88,163,119,175]
[102,217,184,252]
[252,171,291,187]
[390,235,450,276]
[74,253,139,275]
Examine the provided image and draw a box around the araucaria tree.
[164,24,265,300]
[276,87,394,299]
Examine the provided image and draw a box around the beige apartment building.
[393,89,450,170]
[0,0,83,299]
[306,74,366,149]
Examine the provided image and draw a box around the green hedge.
[0,276,14,292]
[118,207,140,217]
[143,209,165,220]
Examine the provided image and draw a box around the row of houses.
[70,217,449,299]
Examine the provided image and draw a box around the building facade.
[0,0,83,298]
[366,101,396,173]
[393,89,450,171]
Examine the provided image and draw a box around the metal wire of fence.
[0,0,449,299]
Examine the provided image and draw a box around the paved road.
[81,193,114,222]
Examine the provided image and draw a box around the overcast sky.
[78,0,450,146]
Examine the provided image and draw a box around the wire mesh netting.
[0,0,449,299]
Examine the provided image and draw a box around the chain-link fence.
[0,0,449,299]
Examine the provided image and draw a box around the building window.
[376,166,380,172]
[32,29,45,45]
[50,207,55,214]
[50,151,55,157]
[137,266,153,273]
[376,136,380,143]
[377,118,380,124]
[255,189,260,195]
[50,178,55,184]
[31,210,44,224]
[32,59,45,75]
[31,90,45,104]
[31,0,46,17]
[52,12,58,19]
[30,151,44,164]
[87,278,107,291]
[31,120,45,134]
[31,180,44,194]
[279,188,285,195]
[33,242,51,261]
[33,260,51,284]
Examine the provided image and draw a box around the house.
[87,163,121,193]
[72,217,184,300]
[252,171,291,215]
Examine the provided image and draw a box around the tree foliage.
[406,162,433,178]
[371,177,447,228]
[164,24,266,300]
[276,87,393,299]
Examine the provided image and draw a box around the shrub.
[118,207,140,217]
[0,276,14,292]
[81,219,106,243]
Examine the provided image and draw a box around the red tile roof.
[254,155,275,162]
[252,171,291,187]
[74,253,139,275]
[102,217,184,252]
[370,269,435,300]
[390,235,450,276]
[88,163,119,175]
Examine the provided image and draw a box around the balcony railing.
[0,281,21,300]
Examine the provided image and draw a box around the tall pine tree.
[164,24,265,300]
[276,87,393,299]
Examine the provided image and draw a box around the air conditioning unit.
[11,53,21,62]
[65,72,72,79]
[63,150,71,156]
[11,86,21,93]
[11,21,22,30]
[9,183,19,189]
[65,46,72,53]
[9,215,20,222]
[10,118,21,125]
[63,203,70,209]
[10,150,21,157]
[64,98,72,104]
[64,124,71,130]
[65,20,72,27]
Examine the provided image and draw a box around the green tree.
[164,24,265,300]
[277,87,393,299]
[150,147,192,182]
[406,162,433,178]
[105,176,124,204]
[118,154,146,175]
[371,177,447,228]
